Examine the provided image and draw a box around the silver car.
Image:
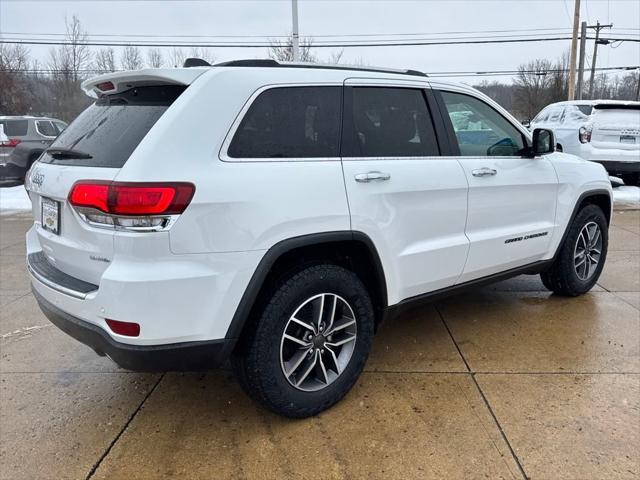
[0,116,67,186]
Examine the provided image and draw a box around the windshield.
[39,85,185,168]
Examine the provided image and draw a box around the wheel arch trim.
[224,230,388,342]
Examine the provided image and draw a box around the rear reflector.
[96,81,115,92]
[106,319,140,337]
[69,181,195,216]
[0,138,21,147]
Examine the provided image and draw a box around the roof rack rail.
[183,58,212,68]
[209,59,428,77]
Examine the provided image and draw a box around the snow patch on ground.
[613,186,640,208]
[0,186,32,213]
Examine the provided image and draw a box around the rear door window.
[39,85,185,168]
[35,120,58,137]
[0,120,28,137]
[228,86,342,159]
[342,87,439,157]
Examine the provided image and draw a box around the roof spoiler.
[81,68,208,97]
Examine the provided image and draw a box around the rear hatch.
[590,104,640,150]
[26,82,189,285]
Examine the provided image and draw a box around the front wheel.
[541,204,608,296]
[232,264,374,418]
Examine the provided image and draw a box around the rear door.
[435,88,558,283]
[26,85,185,285]
[340,79,469,304]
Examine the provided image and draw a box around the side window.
[228,86,341,159]
[564,105,589,124]
[53,121,68,134]
[548,107,563,123]
[35,121,57,137]
[440,91,526,157]
[343,87,439,157]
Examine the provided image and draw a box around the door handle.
[354,171,391,183]
[472,168,497,177]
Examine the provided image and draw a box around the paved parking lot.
[1,210,638,480]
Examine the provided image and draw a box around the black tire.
[541,204,608,296]
[622,173,640,186]
[231,264,374,418]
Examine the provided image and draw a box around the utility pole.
[588,22,613,98]
[291,0,300,62]
[577,21,587,99]
[567,0,581,100]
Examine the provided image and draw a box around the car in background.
[0,116,68,186]
[530,100,640,185]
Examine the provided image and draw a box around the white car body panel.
[25,65,612,350]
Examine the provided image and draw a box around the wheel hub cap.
[279,293,357,392]
[574,221,602,281]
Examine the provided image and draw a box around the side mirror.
[525,128,555,158]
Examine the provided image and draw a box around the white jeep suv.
[25,60,612,417]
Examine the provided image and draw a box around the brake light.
[69,181,195,216]
[106,319,140,337]
[0,138,21,147]
[579,125,592,143]
[96,81,115,92]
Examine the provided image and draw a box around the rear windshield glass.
[0,120,28,136]
[592,107,640,125]
[39,85,185,168]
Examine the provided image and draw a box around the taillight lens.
[0,138,21,147]
[69,181,195,216]
[579,126,592,144]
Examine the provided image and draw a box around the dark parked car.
[0,116,67,186]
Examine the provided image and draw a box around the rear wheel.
[541,204,608,296]
[231,264,374,417]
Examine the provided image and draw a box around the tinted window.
[228,87,341,158]
[441,91,526,156]
[0,120,28,136]
[39,85,185,168]
[53,121,67,134]
[344,87,439,157]
[36,120,57,137]
[577,105,593,116]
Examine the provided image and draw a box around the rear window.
[592,107,640,125]
[228,86,342,159]
[0,120,28,136]
[39,85,185,168]
[35,120,58,137]
[577,105,593,116]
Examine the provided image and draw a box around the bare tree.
[47,15,91,121]
[327,49,344,64]
[0,44,32,114]
[269,36,316,62]
[94,47,116,73]
[168,47,186,67]
[513,59,553,120]
[121,45,143,70]
[147,48,164,68]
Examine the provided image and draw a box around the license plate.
[41,197,60,235]
[620,135,636,144]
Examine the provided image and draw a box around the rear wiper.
[46,147,93,159]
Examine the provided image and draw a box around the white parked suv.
[25,60,612,417]
[530,100,640,185]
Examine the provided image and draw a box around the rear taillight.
[68,181,195,232]
[0,138,21,147]
[579,125,592,143]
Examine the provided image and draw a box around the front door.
[436,89,559,283]
[340,81,469,304]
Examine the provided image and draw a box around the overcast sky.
[1,0,638,82]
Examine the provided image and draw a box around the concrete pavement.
[1,211,638,479]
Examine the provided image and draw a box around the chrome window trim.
[219,82,343,163]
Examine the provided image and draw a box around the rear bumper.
[33,288,234,371]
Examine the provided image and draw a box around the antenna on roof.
[183,58,211,68]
